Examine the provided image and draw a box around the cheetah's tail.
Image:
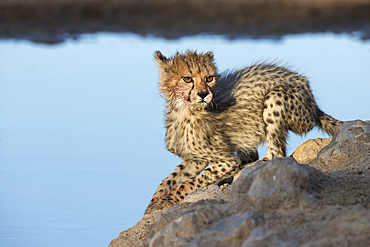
[316,109,343,136]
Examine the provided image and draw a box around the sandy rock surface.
[1,0,370,43]
[110,120,370,247]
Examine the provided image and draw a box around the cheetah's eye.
[205,76,214,83]
[182,77,193,83]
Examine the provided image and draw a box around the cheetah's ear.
[154,50,171,73]
[154,51,168,65]
[204,51,214,60]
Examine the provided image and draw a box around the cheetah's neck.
[165,100,211,159]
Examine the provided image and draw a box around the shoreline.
[1,0,369,44]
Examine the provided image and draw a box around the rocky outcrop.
[1,0,370,43]
[109,187,230,247]
[292,138,332,164]
[110,120,370,247]
[311,120,370,173]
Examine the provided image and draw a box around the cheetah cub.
[146,50,342,214]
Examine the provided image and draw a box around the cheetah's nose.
[198,91,209,99]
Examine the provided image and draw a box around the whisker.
[211,100,218,109]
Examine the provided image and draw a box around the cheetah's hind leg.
[262,91,289,161]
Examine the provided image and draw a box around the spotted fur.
[145,50,342,213]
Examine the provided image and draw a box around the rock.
[227,157,324,215]
[292,138,332,164]
[310,120,370,173]
[187,212,264,247]
[109,213,157,247]
[241,227,299,247]
[110,120,370,247]
[110,189,229,247]
[301,205,370,247]
[333,205,370,234]
[147,205,224,247]
[182,184,230,204]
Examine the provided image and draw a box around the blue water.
[0,33,369,247]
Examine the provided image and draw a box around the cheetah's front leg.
[146,159,208,214]
[146,159,238,214]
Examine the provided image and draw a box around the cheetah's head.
[154,50,218,110]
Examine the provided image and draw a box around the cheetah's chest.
[165,114,212,157]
